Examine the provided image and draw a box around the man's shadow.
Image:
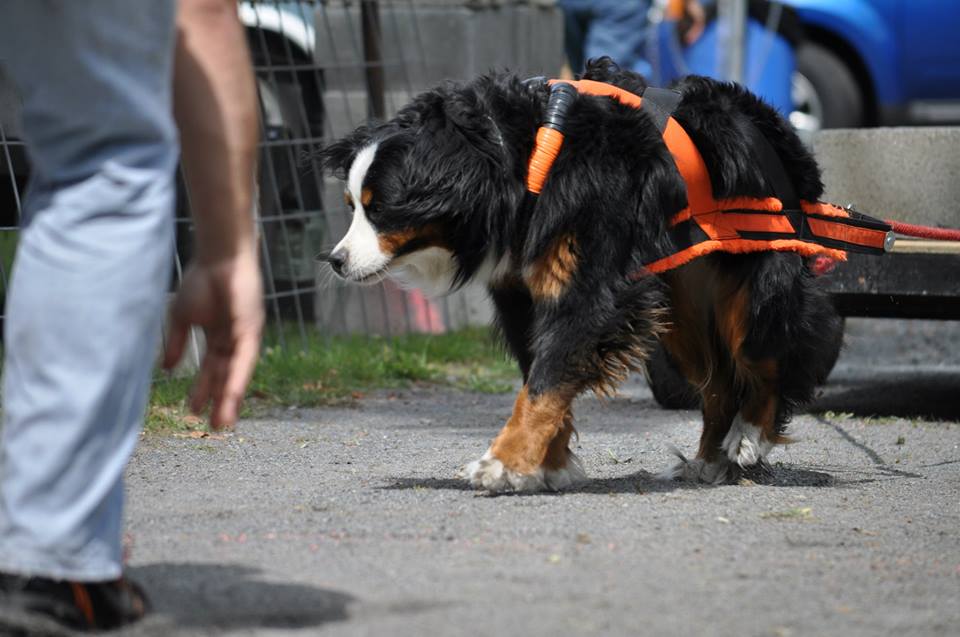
[125,562,352,633]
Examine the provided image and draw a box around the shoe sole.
[0,607,80,636]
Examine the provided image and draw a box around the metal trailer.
[644,1,960,408]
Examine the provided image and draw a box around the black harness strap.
[640,87,682,134]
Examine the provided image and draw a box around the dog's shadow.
[815,370,960,421]
[382,463,834,495]
[124,562,353,633]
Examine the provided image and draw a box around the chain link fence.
[0,0,563,356]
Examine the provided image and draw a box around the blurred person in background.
[0,0,264,632]
[559,0,705,77]
[559,0,654,77]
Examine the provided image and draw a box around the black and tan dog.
[318,58,852,491]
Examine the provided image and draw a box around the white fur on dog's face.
[389,247,459,297]
[331,142,460,293]
[331,143,390,284]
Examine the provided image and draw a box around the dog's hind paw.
[722,416,774,468]
[657,448,737,485]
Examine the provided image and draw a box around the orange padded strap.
[549,79,644,109]
[645,239,847,275]
[547,79,718,219]
[662,117,715,221]
[806,217,889,250]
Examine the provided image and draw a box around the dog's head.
[317,78,533,294]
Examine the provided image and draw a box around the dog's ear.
[440,90,505,163]
[393,83,504,162]
[314,127,374,180]
[393,91,444,130]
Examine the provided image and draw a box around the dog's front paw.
[542,451,587,491]
[459,449,547,493]
[722,416,774,468]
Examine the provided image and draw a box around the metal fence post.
[361,0,386,120]
[717,0,747,84]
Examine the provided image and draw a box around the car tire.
[794,42,864,129]
[645,343,700,410]
[817,316,845,384]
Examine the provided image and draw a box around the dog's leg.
[657,268,740,483]
[723,358,779,469]
[659,373,740,484]
[540,407,585,490]
[714,269,780,470]
[463,385,584,492]
[490,282,535,380]
[465,282,585,492]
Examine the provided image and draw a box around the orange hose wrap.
[526,127,565,194]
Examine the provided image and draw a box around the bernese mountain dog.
[318,58,844,491]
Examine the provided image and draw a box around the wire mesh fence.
[0,0,562,358]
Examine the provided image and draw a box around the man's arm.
[163,0,264,430]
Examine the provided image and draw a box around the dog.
[318,58,843,491]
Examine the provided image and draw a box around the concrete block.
[812,127,960,227]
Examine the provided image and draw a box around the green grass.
[146,326,518,434]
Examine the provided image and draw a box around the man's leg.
[0,0,177,583]
[557,0,592,74]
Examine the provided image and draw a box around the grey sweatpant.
[0,1,178,580]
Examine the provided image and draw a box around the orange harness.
[526,79,894,274]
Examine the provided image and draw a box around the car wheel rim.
[790,71,824,135]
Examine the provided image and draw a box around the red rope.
[887,220,960,242]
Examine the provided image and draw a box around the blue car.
[654,1,960,133]
[784,0,960,131]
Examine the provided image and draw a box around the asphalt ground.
[122,318,960,637]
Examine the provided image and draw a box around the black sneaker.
[0,572,149,635]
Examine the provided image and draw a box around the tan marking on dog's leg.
[524,234,578,300]
[491,386,571,473]
[660,263,716,389]
[715,281,751,358]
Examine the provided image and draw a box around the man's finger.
[211,331,260,430]
[189,354,216,415]
[163,317,189,370]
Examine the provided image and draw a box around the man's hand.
[681,0,707,45]
[163,251,264,429]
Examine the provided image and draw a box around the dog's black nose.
[325,249,347,276]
